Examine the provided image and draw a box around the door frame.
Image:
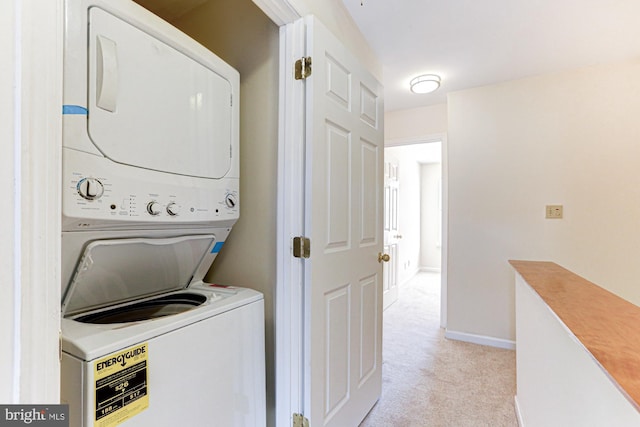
[274,14,307,427]
[8,0,303,411]
[250,1,307,425]
[6,0,300,407]
[7,0,326,411]
[2,0,63,402]
[385,134,449,329]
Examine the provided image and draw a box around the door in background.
[383,158,400,310]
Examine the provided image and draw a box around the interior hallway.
[360,272,517,426]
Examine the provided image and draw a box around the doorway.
[383,137,447,327]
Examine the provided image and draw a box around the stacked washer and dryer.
[60,1,266,426]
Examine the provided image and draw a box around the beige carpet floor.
[360,272,518,427]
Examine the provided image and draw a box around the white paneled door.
[303,16,384,427]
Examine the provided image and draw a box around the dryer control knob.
[224,193,238,209]
[77,178,104,200]
[147,201,162,216]
[166,202,179,216]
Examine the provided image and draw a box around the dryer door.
[87,7,233,179]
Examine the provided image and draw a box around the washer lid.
[62,235,215,317]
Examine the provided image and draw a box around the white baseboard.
[444,329,516,350]
[514,395,524,427]
[419,266,441,273]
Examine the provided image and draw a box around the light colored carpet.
[360,272,517,427]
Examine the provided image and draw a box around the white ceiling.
[341,0,640,112]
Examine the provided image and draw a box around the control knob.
[224,193,238,209]
[147,201,162,216]
[77,178,104,200]
[166,202,179,216]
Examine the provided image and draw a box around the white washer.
[61,235,265,427]
[60,1,265,426]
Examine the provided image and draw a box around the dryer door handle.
[96,35,118,112]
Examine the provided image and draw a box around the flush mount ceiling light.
[410,74,441,94]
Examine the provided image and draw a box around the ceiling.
[341,0,640,111]
[135,0,640,112]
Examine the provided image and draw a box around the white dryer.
[61,0,240,236]
[59,0,265,426]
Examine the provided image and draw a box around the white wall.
[420,162,442,270]
[385,104,448,140]
[447,59,640,342]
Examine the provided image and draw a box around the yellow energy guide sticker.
[94,343,149,427]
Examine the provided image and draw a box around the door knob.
[378,252,390,263]
[394,234,403,239]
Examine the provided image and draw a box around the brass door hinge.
[293,413,309,427]
[293,236,311,259]
[295,56,312,80]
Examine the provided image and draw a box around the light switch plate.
[546,205,563,219]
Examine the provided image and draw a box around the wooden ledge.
[509,260,640,410]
